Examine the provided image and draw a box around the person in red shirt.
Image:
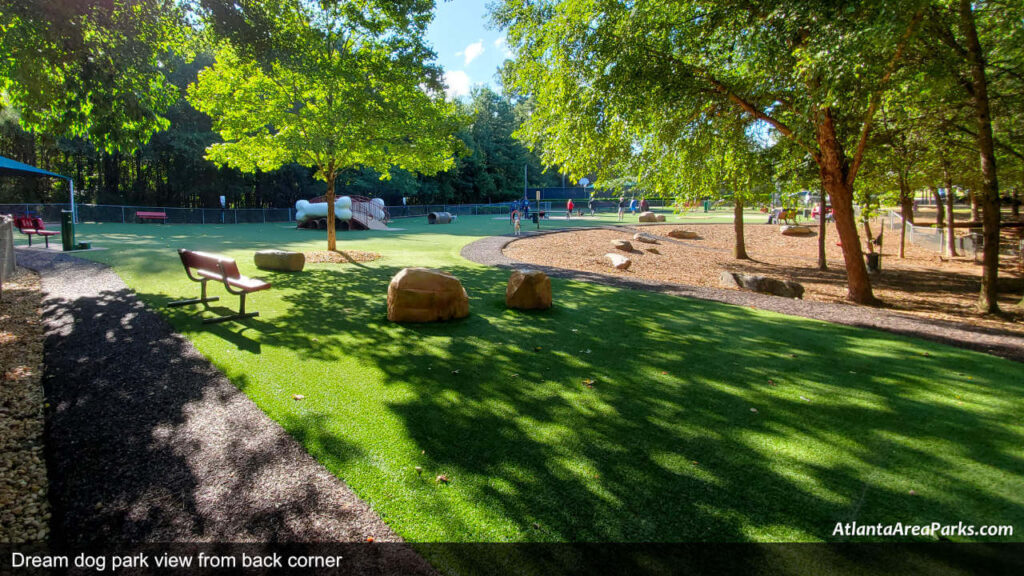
[566,198,574,219]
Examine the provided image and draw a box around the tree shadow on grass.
[36,282,420,558]
[229,263,1024,573]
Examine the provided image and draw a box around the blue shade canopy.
[0,155,69,180]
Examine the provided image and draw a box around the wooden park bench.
[13,216,60,248]
[169,249,271,323]
[136,211,167,223]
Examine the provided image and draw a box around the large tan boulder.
[667,229,699,239]
[633,233,658,244]
[611,239,633,251]
[387,267,469,323]
[605,253,632,270]
[780,225,813,236]
[506,269,552,310]
[655,214,666,222]
[638,211,658,222]
[254,250,305,272]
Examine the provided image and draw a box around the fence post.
[122,206,125,223]
[202,209,205,225]
[263,207,266,223]
[234,210,238,224]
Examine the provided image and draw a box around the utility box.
[61,210,75,251]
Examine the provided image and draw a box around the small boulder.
[605,253,632,270]
[780,225,813,236]
[638,211,658,222]
[667,229,700,240]
[506,269,552,310]
[254,250,305,272]
[646,247,660,254]
[611,239,633,251]
[633,233,658,244]
[719,271,804,299]
[655,214,666,222]
[387,267,470,322]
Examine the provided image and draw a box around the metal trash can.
[60,210,75,251]
[703,200,711,213]
[865,252,880,273]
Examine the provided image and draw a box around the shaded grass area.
[57,216,1023,547]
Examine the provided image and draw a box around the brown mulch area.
[503,222,1024,334]
[304,250,382,264]
[0,268,50,544]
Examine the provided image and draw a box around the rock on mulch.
[462,233,1024,363]
[0,268,50,545]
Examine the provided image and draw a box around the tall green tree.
[0,0,186,153]
[495,0,931,305]
[187,1,459,250]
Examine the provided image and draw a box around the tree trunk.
[732,196,749,259]
[969,189,980,221]
[816,111,878,305]
[817,192,827,270]
[943,165,959,257]
[931,186,944,226]
[862,219,874,254]
[960,0,1001,313]
[326,171,337,252]
[899,174,912,259]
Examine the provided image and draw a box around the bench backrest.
[179,249,241,279]
[13,216,40,230]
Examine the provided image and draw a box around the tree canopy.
[187,0,460,249]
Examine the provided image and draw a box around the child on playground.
[513,211,521,236]
[617,196,626,221]
[566,198,574,219]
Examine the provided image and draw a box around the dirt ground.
[503,222,1024,334]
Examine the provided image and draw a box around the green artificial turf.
[50,212,1023,547]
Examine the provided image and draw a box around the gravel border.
[15,248,434,572]
[462,230,1024,363]
[0,268,50,545]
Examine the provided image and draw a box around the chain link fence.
[0,201,526,224]
[887,210,984,258]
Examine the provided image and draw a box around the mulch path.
[0,268,50,545]
[14,248,435,573]
[462,229,1024,363]
[503,222,1024,334]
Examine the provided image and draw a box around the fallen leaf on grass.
[436,474,450,484]
[292,394,305,401]
[534,346,543,352]
[799,396,811,402]
[750,408,758,413]
[582,378,596,389]
[451,369,460,374]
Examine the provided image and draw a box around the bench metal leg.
[168,280,220,307]
[201,292,259,324]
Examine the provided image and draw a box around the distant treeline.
[0,55,562,209]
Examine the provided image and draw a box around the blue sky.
[426,0,511,99]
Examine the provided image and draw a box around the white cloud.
[444,70,472,100]
[456,39,485,66]
[494,36,514,58]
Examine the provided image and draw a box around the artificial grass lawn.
[58,213,1023,545]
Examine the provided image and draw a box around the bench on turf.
[169,249,271,323]
[136,211,167,223]
[13,216,60,247]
